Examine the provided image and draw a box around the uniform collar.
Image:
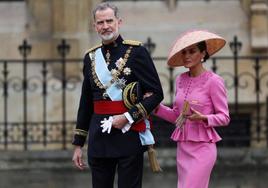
[102,35,123,49]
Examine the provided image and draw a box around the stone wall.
[0,0,268,149]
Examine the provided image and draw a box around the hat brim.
[167,30,226,67]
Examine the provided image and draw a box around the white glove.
[121,123,131,133]
[100,116,113,134]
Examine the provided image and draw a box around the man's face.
[94,8,122,43]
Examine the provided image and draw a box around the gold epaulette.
[123,40,142,46]
[84,44,102,54]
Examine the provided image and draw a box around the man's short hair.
[93,2,119,20]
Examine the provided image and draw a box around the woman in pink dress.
[154,30,230,188]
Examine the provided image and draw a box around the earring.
[201,58,204,62]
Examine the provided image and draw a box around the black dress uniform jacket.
[72,35,163,158]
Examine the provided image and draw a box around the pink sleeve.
[206,76,230,127]
[154,76,180,124]
[154,103,179,124]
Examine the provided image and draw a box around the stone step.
[1,148,268,170]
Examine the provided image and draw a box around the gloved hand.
[100,116,113,134]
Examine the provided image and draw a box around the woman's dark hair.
[197,41,209,62]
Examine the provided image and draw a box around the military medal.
[105,50,111,65]
[103,92,109,99]
[116,78,127,89]
[123,67,131,75]
[91,46,133,100]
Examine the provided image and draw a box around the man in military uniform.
[72,2,163,188]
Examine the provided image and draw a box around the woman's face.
[181,44,205,69]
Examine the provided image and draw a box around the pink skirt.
[176,141,216,188]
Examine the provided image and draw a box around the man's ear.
[118,18,123,27]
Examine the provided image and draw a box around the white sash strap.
[95,48,122,101]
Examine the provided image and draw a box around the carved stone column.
[26,0,93,57]
[240,0,252,15]
[51,0,91,58]
[249,0,268,148]
[26,0,53,59]
[250,0,268,52]
[166,0,176,10]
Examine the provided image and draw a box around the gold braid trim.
[85,44,102,55]
[90,52,107,90]
[136,103,148,118]
[129,82,137,104]
[74,129,88,137]
[123,82,135,109]
[123,40,142,46]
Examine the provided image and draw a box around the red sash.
[94,100,149,132]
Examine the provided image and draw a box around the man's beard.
[99,31,118,42]
[101,33,114,41]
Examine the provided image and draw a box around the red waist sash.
[94,100,148,132]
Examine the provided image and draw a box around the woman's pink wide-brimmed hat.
[167,30,226,67]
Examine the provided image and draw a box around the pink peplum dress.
[155,70,230,188]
